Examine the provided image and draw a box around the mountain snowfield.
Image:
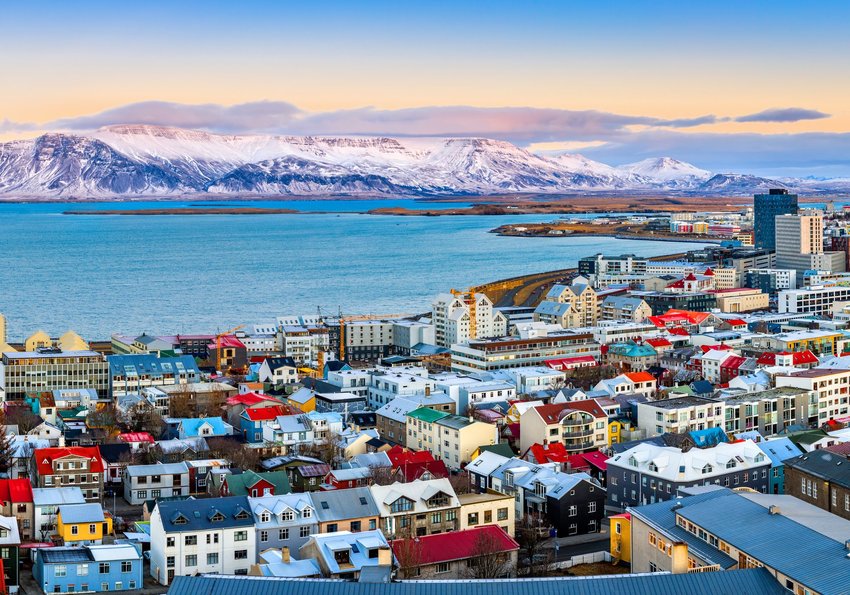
[0,124,844,198]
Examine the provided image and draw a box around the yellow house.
[608,419,625,446]
[610,513,631,564]
[25,330,51,352]
[286,388,316,412]
[58,329,89,351]
[56,503,113,545]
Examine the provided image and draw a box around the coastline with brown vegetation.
[490,221,724,244]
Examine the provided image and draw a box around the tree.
[302,429,341,465]
[87,407,121,440]
[392,534,423,579]
[448,472,472,495]
[466,529,512,579]
[0,408,17,475]
[368,464,396,486]
[118,402,165,437]
[515,514,551,577]
[206,437,261,471]
[168,390,195,418]
[5,405,40,434]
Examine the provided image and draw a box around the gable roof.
[311,487,379,522]
[35,446,104,475]
[224,471,291,496]
[168,569,789,595]
[390,525,518,566]
[0,478,33,503]
[785,449,850,489]
[156,496,253,532]
[59,503,106,524]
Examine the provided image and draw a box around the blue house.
[165,417,234,440]
[689,427,728,449]
[35,543,143,594]
[754,437,803,494]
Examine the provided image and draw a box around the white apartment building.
[123,462,190,506]
[366,366,433,409]
[149,496,256,586]
[637,397,725,436]
[778,285,850,315]
[450,331,600,374]
[776,367,850,423]
[432,293,507,348]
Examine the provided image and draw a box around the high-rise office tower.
[754,189,798,250]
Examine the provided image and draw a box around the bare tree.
[368,464,396,486]
[515,514,551,577]
[206,437,261,471]
[5,406,40,434]
[168,390,195,418]
[0,408,16,475]
[302,429,341,465]
[87,407,121,440]
[118,402,165,437]
[392,533,423,579]
[465,529,512,579]
[448,472,472,495]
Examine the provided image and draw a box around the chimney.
[377,546,392,567]
[845,539,850,552]
[769,505,781,515]
[281,546,290,563]
[425,386,431,397]
[670,542,689,574]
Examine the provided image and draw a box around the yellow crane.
[215,324,244,372]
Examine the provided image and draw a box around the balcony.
[564,441,595,452]
[562,428,593,439]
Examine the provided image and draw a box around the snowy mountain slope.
[0,124,827,198]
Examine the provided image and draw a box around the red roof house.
[390,525,518,574]
[524,442,569,464]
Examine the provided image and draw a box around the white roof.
[466,450,511,476]
[607,439,768,482]
[370,478,459,514]
[87,544,141,561]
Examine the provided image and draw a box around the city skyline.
[2,1,850,176]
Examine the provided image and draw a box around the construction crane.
[339,313,412,361]
[215,325,244,373]
[450,287,485,341]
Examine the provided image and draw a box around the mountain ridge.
[0,125,845,198]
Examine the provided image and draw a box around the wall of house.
[547,482,606,537]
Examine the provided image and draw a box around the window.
[436,562,450,574]
[588,502,597,513]
[260,512,271,523]
[129,582,136,590]
[568,505,577,517]
[166,537,175,548]
[151,490,161,498]
[446,510,456,521]
[115,583,122,591]
[350,521,362,532]
[302,508,312,518]
[99,563,110,574]
[101,584,109,592]
[207,553,219,565]
[71,526,79,535]
[391,498,413,513]
[467,512,479,526]
[185,555,197,567]
[279,529,289,540]
[497,508,508,521]
[121,561,132,573]
[260,530,269,542]
[166,557,175,568]
[55,565,67,577]
[184,535,197,546]
[234,531,248,542]
[235,550,248,560]
[137,490,147,499]
[88,523,96,534]
[300,526,310,537]
[78,565,88,576]
[431,512,442,524]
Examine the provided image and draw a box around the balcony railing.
[562,429,594,439]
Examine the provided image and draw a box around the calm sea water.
[0,200,706,340]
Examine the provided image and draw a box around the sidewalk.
[543,519,609,549]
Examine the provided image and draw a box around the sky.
[2,1,850,176]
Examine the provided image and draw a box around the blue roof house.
[171,417,233,440]
[754,437,803,494]
[35,543,143,594]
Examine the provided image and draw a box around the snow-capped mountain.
[0,124,831,198]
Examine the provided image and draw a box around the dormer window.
[302,508,312,518]
[260,512,271,523]
[701,464,713,474]
[648,462,658,472]
[283,510,295,521]
[726,460,736,469]
[210,512,225,522]
[235,510,249,520]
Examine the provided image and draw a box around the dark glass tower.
[754,189,798,250]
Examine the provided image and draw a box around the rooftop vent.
[769,505,781,515]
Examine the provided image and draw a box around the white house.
[123,462,190,505]
[149,496,256,586]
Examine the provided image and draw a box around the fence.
[551,550,611,570]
